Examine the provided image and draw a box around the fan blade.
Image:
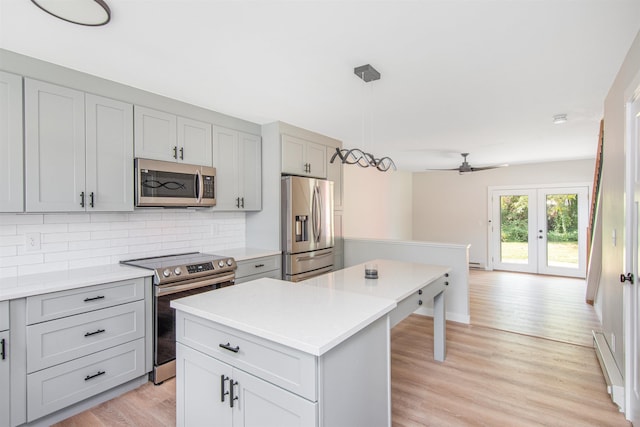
[470,164,509,172]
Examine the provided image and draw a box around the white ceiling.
[1,0,639,171]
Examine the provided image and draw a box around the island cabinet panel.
[177,311,317,401]
[175,310,391,427]
[177,343,317,427]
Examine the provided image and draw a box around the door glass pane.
[545,194,579,268]
[500,195,529,264]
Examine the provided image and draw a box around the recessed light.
[553,114,568,124]
[31,0,111,26]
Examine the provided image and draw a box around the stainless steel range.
[121,252,236,384]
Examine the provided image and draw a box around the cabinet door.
[176,343,232,427]
[86,94,134,211]
[239,132,262,211]
[326,146,342,210]
[134,106,177,162]
[0,71,24,212]
[306,141,326,179]
[0,330,9,427]
[25,79,86,212]
[281,134,306,176]
[178,117,212,166]
[232,368,317,427]
[213,126,240,210]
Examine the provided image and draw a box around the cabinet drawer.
[0,301,8,331]
[235,268,282,284]
[235,255,280,279]
[27,338,145,422]
[177,311,317,401]
[26,278,145,324]
[389,275,447,328]
[27,300,145,372]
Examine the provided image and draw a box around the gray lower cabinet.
[175,310,390,427]
[234,255,281,284]
[20,277,149,423]
[0,71,24,212]
[1,301,9,427]
[177,343,316,427]
[24,78,134,212]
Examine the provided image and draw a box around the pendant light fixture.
[31,0,111,26]
[330,64,397,172]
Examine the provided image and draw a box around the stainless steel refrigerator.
[281,175,334,282]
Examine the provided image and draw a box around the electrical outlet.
[25,232,41,252]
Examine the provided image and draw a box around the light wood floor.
[54,270,628,426]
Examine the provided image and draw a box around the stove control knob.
[174,267,182,276]
[218,260,225,268]
[226,259,233,266]
[162,269,171,278]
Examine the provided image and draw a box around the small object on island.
[365,263,378,279]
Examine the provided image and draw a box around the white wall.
[601,29,640,372]
[412,159,595,267]
[343,167,413,240]
[0,210,245,278]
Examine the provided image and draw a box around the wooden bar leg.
[433,290,446,362]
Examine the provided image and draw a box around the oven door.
[153,273,234,384]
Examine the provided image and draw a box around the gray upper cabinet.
[25,79,134,212]
[281,134,327,178]
[25,79,86,212]
[0,71,24,212]
[213,126,261,211]
[134,106,212,167]
[85,94,134,211]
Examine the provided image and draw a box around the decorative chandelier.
[330,64,397,172]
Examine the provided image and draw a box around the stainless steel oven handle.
[156,272,235,297]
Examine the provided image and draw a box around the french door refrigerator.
[281,175,334,281]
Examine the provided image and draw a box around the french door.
[490,186,589,278]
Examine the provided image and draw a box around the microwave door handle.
[195,169,203,204]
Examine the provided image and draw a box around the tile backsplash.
[0,210,246,278]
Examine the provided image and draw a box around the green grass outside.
[500,241,579,267]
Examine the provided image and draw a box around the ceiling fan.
[428,153,508,174]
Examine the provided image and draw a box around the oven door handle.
[156,272,235,297]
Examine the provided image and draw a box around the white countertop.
[301,259,451,302]
[0,264,152,301]
[171,278,395,356]
[171,259,451,356]
[220,247,280,262]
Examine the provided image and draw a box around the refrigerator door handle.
[312,185,322,242]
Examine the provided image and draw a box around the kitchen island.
[171,259,450,427]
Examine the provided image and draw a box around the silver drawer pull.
[84,295,105,302]
[84,328,106,337]
[84,370,106,381]
[254,264,264,268]
[219,342,240,353]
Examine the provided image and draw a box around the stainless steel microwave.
[134,158,216,207]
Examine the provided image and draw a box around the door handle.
[173,146,178,159]
[220,375,229,402]
[80,191,85,208]
[179,147,184,160]
[621,273,635,284]
[89,192,95,208]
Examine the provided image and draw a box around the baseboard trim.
[593,331,624,412]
